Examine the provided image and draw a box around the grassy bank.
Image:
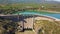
[34,20,60,34]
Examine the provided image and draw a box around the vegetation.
[0,17,18,34]
[0,3,60,14]
[34,20,60,34]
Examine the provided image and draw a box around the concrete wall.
[24,17,34,29]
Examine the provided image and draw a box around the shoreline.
[40,10,60,14]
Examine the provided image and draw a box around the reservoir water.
[13,10,60,19]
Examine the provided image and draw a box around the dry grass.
[34,20,60,34]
